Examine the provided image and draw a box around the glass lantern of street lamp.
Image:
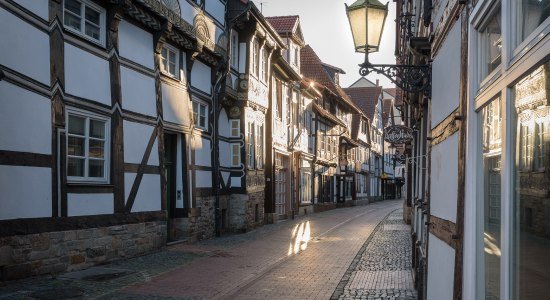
[345,0,388,55]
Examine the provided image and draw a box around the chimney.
[376,79,379,86]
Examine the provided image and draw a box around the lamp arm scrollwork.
[359,61,431,94]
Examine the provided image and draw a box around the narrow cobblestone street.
[0,200,416,300]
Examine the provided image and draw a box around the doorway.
[164,133,177,241]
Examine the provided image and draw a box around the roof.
[383,88,396,97]
[300,45,360,112]
[348,77,377,88]
[343,86,383,121]
[321,62,346,74]
[265,15,304,45]
[265,15,298,32]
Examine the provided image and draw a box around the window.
[516,0,549,45]
[231,143,240,167]
[161,44,179,78]
[262,48,269,81]
[247,122,255,169]
[66,110,109,182]
[479,4,501,79]
[276,81,284,119]
[230,119,240,137]
[63,0,105,44]
[255,124,264,169]
[512,61,550,300]
[192,101,208,130]
[535,122,549,169]
[300,171,312,204]
[251,38,260,76]
[293,47,299,66]
[230,30,239,70]
[520,124,533,170]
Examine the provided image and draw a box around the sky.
[260,0,397,89]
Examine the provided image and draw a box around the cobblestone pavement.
[0,200,412,300]
[332,210,417,300]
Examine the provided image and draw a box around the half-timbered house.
[0,0,227,279]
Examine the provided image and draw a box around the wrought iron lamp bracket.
[359,61,431,93]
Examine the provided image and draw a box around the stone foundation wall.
[0,221,166,281]
[187,196,216,241]
[229,191,264,233]
[297,204,313,216]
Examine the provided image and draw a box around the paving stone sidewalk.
[332,209,417,300]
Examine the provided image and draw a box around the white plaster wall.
[124,173,161,212]
[230,176,241,188]
[67,193,113,216]
[195,170,212,188]
[427,233,455,300]
[12,0,48,20]
[219,141,231,168]
[205,0,225,25]
[221,171,230,187]
[219,109,229,137]
[123,121,158,165]
[0,82,51,154]
[0,165,51,220]
[118,20,154,69]
[191,61,211,94]
[147,139,159,166]
[430,133,458,223]
[65,43,111,105]
[0,7,50,84]
[162,82,191,126]
[120,66,156,117]
[194,137,211,166]
[432,19,461,126]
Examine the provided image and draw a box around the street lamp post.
[345,0,431,93]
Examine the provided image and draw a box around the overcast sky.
[260,0,396,89]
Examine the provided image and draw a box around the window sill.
[64,27,105,49]
[160,72,181,82]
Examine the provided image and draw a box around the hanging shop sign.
[384,125,414,144]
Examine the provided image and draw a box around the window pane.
[65,0,81,16]
[199,116,206,127]
[64,11,81,31]
[519,0,550,42]
[68,115,85,135]
[482,6,502,76]
[169,51,176,64]
[88,159,104,178]
[68,136,85,156]
[513,62,550,300]
[85,6,100,25]
[68,157,85,177]
[89,119,105,139]
[200,104,206,117]
[169,62,176,76]
[479,97,502,300]
[89,139,104,158]
[85,23,100,40]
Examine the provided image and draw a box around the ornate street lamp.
[345,0,431,93]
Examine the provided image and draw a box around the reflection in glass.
[481,5,502,77]
[480,96,502,300]
[513,62,550,300]
[518,0,550,43]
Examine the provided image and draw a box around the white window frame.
[230,119,240,137]
[63,0,106,46]
[247,121,255,169]
[192,100,208,130]
[160,44,180,79]
[66,107,110,184]
[465,1,550,299]
[255,123,264,169]
[230,143,240,167]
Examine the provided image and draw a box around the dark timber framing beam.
[107,3,126,213]
[453,5,469,300]
[49,0,65,218]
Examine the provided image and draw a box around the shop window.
[512,62,550,300]
[478,96,503,300]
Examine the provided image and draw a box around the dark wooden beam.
[124,163,160,174]
[107,4,126,213]
[0,150,52,168]
[431,108,460,146]
[0,211,166,237]
[428,215,458,249]
[454,6,470,300]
